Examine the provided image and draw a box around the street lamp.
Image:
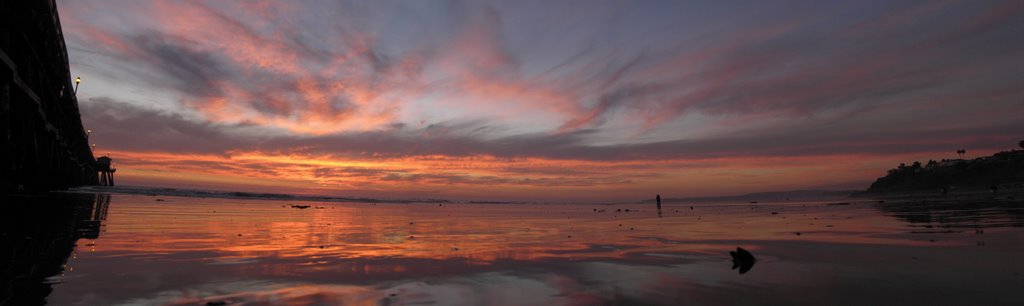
[74,76,81,94]
[86,129,91,139]
[92,143,96,152]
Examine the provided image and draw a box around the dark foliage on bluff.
[866,149,1024,193]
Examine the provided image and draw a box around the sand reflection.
[20,194,1022,305]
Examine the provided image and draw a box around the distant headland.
[862,141,1024,196]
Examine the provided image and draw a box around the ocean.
[2,189,1022,305]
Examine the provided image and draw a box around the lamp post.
[92,143,96,153]
[86,129,91,140]
[74,76,81,94]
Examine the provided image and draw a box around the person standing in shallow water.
[656,194,662,209]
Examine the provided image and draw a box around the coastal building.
[96,156,115,186]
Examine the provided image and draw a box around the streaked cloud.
[61,0,1024,200]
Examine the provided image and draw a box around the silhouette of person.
[656,194,663,217]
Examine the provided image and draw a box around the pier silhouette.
[1,0,97,192]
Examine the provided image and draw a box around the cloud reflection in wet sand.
[45,194,1024,305]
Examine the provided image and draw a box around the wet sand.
[2,193,1023,305]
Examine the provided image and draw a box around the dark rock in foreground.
[730,247,756,274]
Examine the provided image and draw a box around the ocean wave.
[66,185,450,204]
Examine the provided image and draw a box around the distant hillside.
[864,149,1024,194]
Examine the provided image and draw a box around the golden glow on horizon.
[91,147,980,200]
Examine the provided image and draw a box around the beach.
[3,191,1022,305]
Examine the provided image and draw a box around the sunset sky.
[59,0,1023,201]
